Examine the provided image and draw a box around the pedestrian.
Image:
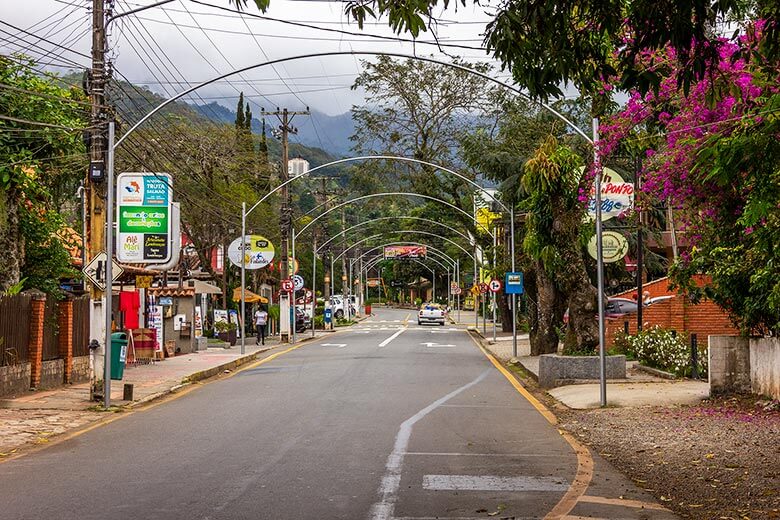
[254,305,268,345]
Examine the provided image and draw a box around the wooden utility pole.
[261,107,309,341]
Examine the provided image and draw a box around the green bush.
[214,321,237,332]
[267,304,280,321]
[313,315,324,328]
[315,304,324,316]
[414,297,422,306]
[621,326,707,377]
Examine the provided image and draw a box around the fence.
[73,295,91,356]
[0,293,32,366]
[42,297,60,361]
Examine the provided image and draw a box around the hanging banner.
[117,172,173,263]
[384,245,426,259]
[228,235,275,269]
[584,167,635,221]
[367,278,382,288]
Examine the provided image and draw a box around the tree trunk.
[500,293,512,332]
[530,264,563,355]
[0,188,22,292]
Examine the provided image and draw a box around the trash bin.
[365,303,372,316]
[110,332,128,380]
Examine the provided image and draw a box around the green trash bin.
[110,332,128,380]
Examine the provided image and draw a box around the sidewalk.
[476,334,709,410]
[0,331,328,457]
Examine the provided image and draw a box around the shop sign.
[384,245,426,259]
[117,172,173,263]
[149,305,164,351]
[588,231,629,263]
[585,167,634,221]
[228,235,275,269]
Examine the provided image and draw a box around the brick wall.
[58,298,74,384]
[27,291,46,389]
[606,295,739,347]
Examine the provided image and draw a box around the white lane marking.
[421,342,455,348]
[378,328,406,348]
[422,474,569,492]
[368,369,491,520]
[320,343,347,348]
[430,330,451,334]
[405,452,560,457]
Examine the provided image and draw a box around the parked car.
[418,302,445,326]
[330,295,355,319]
[564,297,640,323]
[295,307,311,333]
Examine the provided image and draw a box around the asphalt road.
[0,307,676,520]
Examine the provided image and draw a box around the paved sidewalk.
[0,332,328,457]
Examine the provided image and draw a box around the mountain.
[192,103,354,157]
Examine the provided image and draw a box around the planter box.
[539,354,626,389]
[217,331,237,346]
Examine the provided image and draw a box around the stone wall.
[709,336,752,395]
[71,356,90,383]
[538,354,626,389]
[40,359,65,389]
[0,363,31,397]
[750,338,780,400]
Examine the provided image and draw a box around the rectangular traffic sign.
[505,272,524,294]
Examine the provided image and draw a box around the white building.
[288,157,310,177]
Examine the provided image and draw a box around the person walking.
[254,305,268,345]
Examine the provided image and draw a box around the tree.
[0,56,87,293]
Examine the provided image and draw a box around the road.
[0,307,676,519]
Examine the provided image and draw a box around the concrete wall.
[0,363,31,397]
[750,338,780,400]
[709,336,751,395]
[39,359,64,389]
[71,356,90,383]
[539,354,626,389]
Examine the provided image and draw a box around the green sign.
[119,206,169,233]
[117,172,173,263]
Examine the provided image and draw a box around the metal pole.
[312,244,317,337]
[492,228,497,343]
[510,208,517,358]
[103,121,115,409]
[240,202,246,355]
[593,117,607,407]
[635,154,644,332]
[474,248,478,329]
[457,259,461,324]
[291,228,296,344]
[432,269,436,304]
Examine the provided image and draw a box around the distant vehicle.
[295,307,311,333]
[330,295,355,319]
[418,303,445,326]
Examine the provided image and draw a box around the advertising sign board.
[585,167,635,221]
[117,172,173,263]
[505,272,525,295]
[587,231,629,263]
[228,235,275,269]
[383,245,426,259]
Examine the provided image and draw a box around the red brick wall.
[28,293,46,389]
[606,295,739,347]
[58,299,74,384]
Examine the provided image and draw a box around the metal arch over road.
[113,51,592,150]
[245,155,510,217]
[297,192,494,238]
[316,216,472,254]
[358,242,458,270]
[331,231,474,262]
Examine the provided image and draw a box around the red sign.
[280,279,294,292]
[478,282,489,294]
[489,279,502,293]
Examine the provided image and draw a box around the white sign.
[149,305,164,352]
[588,231,629,263]
[194,306,203,337]
[214,309,228,324]
[228,234,275,270]
[585,167,634,221]
[117,172,173,264]
[292,274,304,291]
[173,313,186,331]
[489,279,502,293]
[450,284,462,295]
[82,251,124,291]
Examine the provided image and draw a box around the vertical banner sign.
[149,305,164,352]
[117,172,173,263]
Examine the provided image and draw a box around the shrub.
[214,321,237,333]
[414,297,422,306]
[313,315,324,328]
[622,326,707,377]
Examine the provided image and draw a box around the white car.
[418,303,445,326]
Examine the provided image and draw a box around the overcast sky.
[1,0,511,120]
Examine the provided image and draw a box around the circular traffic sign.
[292,274,304,291]
[280,279,294,292]
[479,282,489,294]
[489,279,502,293]
[451,286,462,295]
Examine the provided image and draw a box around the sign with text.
[228,235,275,269]
[117,172,173,264]
[585,167,635,222]
[588,231,629,263]
[505,272,524,295]
[384,245,426,259]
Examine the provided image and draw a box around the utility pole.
[87,0,109,401]
[262,107,309,342]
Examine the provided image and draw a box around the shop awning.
[232,287,268,304]
[188,279,223,295]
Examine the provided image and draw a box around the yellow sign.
[476,207,500,233]
[470,284,481,295]
[135,275,153,289]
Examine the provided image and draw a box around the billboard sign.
[585,167,635,221]
[383,245,426,259]
[117,172,173,263]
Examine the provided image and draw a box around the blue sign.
[505,272,524,294]
[324,308,332,323]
